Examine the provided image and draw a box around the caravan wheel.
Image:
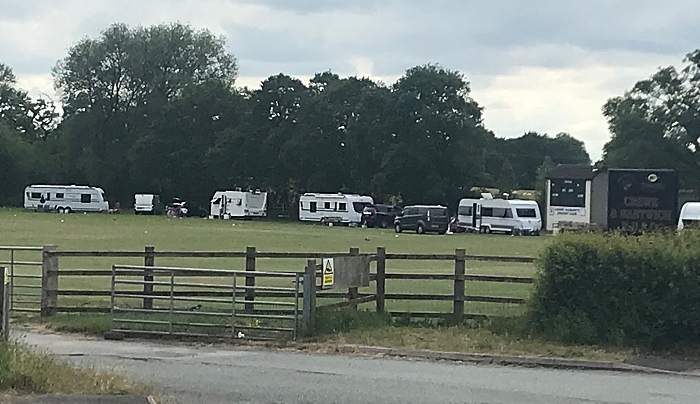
[65,207,72,214]
[56,207,64,214]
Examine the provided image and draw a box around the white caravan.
[210,190,267,219]
[24,184,109,213]
[134,194,162,215]
[298,193,374,225]
[457,196,542,235]
[678,202,700,230]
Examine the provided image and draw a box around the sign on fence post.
[322,258,334,288]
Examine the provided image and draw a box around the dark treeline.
[1,23,592,213]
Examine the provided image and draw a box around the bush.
[528,230,700,350]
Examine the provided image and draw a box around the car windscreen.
[516,208,538,218]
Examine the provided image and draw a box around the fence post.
[1,267,9,341]
[376,247,386,314]
[143,246,155,310]
[40,245,58,317]
[302,259,317,336]
[348,247,360,309]
[453,248,466,323]
[245,246,256,313]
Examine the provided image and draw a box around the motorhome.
[678,202,700,230]
[210,190,267,219]
[134,194,163,215]
[457,195,542,235]
[24,185,109,213]
[298,193,374,225]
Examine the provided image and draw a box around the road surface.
[12,329,700,404]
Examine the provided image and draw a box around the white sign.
[550,207,586,216]
[322,258,334,288]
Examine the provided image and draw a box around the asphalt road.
[12,330,700,404]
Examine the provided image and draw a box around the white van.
[298,193,373,225]
[24,185,109,213]
[210,190,267,219]
[134,194,162,215]
[457,197,542,235]
[678,202,700,230]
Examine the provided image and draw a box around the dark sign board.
[607,169,678,232]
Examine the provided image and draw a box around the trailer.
[298,193,374,225]
[457,195,542,235]
[134,194,163,215]
[24,184,109,213]
[210,190,267,219]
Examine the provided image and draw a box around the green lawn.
[0,208,548,321]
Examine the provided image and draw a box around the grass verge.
[0,340,150,395]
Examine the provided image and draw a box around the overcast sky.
[2,0,698,161]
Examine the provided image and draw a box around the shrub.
[528,230,700,349]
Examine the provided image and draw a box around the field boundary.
[4,245,537,327]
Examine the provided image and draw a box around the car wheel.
[380,220,388,229]
[416,224,425,234]
[394,223,402,233]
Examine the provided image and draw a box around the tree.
[51,23,239,204]
[496,158,517,194]
[379,64,488,206]
[0,62,58,141]
[602,49,700,190]
[485,131,590,190]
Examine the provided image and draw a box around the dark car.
[361,204,400,228]
[394,205,449,234]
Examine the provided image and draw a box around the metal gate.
[110,265,302,341]
[0,246,43,313]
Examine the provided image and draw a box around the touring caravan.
[298,193,374,225]
[457,196,542,235]
[24,185,109,213]
[678,202,700,230]
[210,190,267,219]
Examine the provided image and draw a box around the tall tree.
[379,64,488,205]
[602,49,700,190]
[52,23,238,204]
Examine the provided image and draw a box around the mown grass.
[0,340,150,395]
[1,208,576,359]
[2,208,543,320]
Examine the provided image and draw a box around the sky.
[1,0,699,161]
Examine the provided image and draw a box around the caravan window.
[458,206,473,216]
[310,202,317,213]
[516,208,537,218]
[81,194,92,203]
[353,202,371,213]
[324,202,331,210]
[338,203,347,211]
[56,193,64,199]
[31,192,41,199]
[45,193,51,201]
[482,207,493,217]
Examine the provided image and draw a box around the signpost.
[1,267,9,341]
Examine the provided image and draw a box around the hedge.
[528,230,700,349]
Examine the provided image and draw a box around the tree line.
[3,22,597,213]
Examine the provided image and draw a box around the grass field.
[0,208,548,324]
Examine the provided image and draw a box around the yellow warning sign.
[322,258,334,287]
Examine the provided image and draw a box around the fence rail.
[15,245,536,329]
[0,246,43,313]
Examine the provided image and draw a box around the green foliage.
[0,341,147,394]
[529,231,700,349]
[602,50,700,190]
[314,307,392,335]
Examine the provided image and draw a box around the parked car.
[394,205,449,234]
[361,204,400,228]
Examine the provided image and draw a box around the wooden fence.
[30,246,536,321]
